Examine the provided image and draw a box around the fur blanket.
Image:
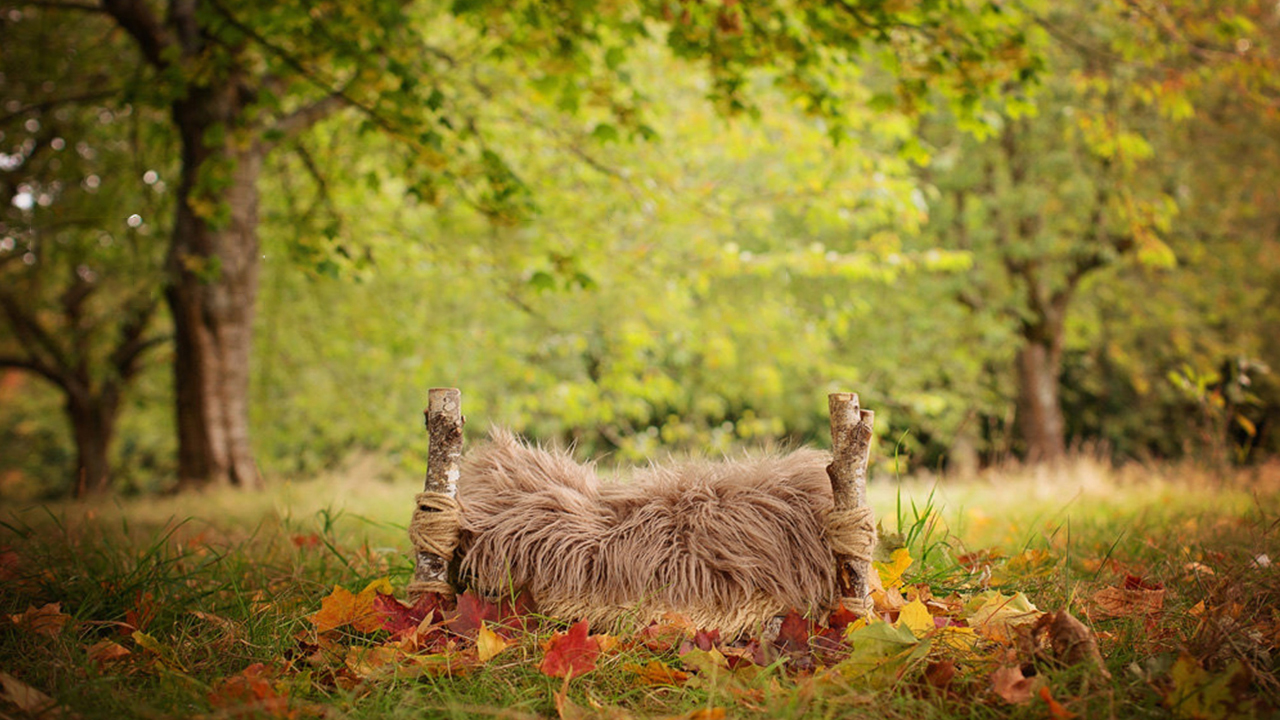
[456,429,839,636]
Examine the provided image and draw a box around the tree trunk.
[168,86,264,490]
[1015,330,1067,463]
[68,393,117,497]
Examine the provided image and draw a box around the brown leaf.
[1037,610,1111,678]
[924,660,956,690]
[86,639,132,668]
[1088,585,1164,619]
[990,665,1040,704]
[9,602,72,637]
[0,670,58,715]
[540,620,600,679]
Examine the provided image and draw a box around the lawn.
[1,457,1277,719]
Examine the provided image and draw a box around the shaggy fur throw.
[456,429,841,637]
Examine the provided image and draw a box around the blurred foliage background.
[1,0,1278,498]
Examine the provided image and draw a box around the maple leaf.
[9,602,72,637]
[641,614,696,653]
[446,591,501,639]
[373,591,443,637]
[990,665,1040,704]
[773,610,810,654]
[540,620,600,679]
[1164,655,1256,720]
[832,620,929,684]
[477,621,514,662]
[309,578,394,634]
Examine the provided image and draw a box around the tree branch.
[0,354,68,390]
[260,94,346,153]
[100,0,172,68]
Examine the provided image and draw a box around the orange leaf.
[540,620,600,679]
[309,578,393,633]
[625,660,690,686]
[1089,585,1164,619]
[1039,686,1077,719]
[208,663,295,719]
[9,602,72,637]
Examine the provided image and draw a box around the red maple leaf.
[774,610,810,654]
[372,592,444,637]
[539,620,599,679]
[445,591,501,639]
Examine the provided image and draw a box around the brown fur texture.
[456,429,840,636]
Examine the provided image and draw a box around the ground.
[0,455,1277,719]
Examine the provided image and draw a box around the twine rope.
[409,491,462,561]
[825,505,877,615]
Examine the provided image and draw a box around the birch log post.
[407,387,464,601]
[826,392,876,615]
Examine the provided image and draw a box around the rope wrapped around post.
[825,392,877,616]
[407,388,464,600]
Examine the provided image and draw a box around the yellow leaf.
[874,548,912,590]
[476,621,512,663]
[896,599,934,638]
[964,591,1043,643]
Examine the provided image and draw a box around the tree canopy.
[1,0,1277,496]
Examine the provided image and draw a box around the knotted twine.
[824,505,877,615]
[406,491,461,597]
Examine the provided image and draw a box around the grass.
[1,456,1278,719]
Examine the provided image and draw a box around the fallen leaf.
[964,591,1043,642]
[540,620,600,679]
[661,710,726,720]
[9,602,72,637]
[924,660,956,690]
[309,578,394,634]
[625,660,690,686]
[1089,584,1164,619]
[445,591,501,639]
[477,621,513,662]
[1036,610,1110,678]
[373,591,443,637]
[1040,685,1077,719]
[87,639,132,667]
[0,670,57,715]
[773,610,810,653]
[896,599,934,638]
[874,548,913,591]
[208,663,296,719]
[991,665,1040,704]
[1164,655,1255,720]
[124,591,158,633]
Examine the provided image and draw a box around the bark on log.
[827,392,875,612]
[409,387,464,599]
